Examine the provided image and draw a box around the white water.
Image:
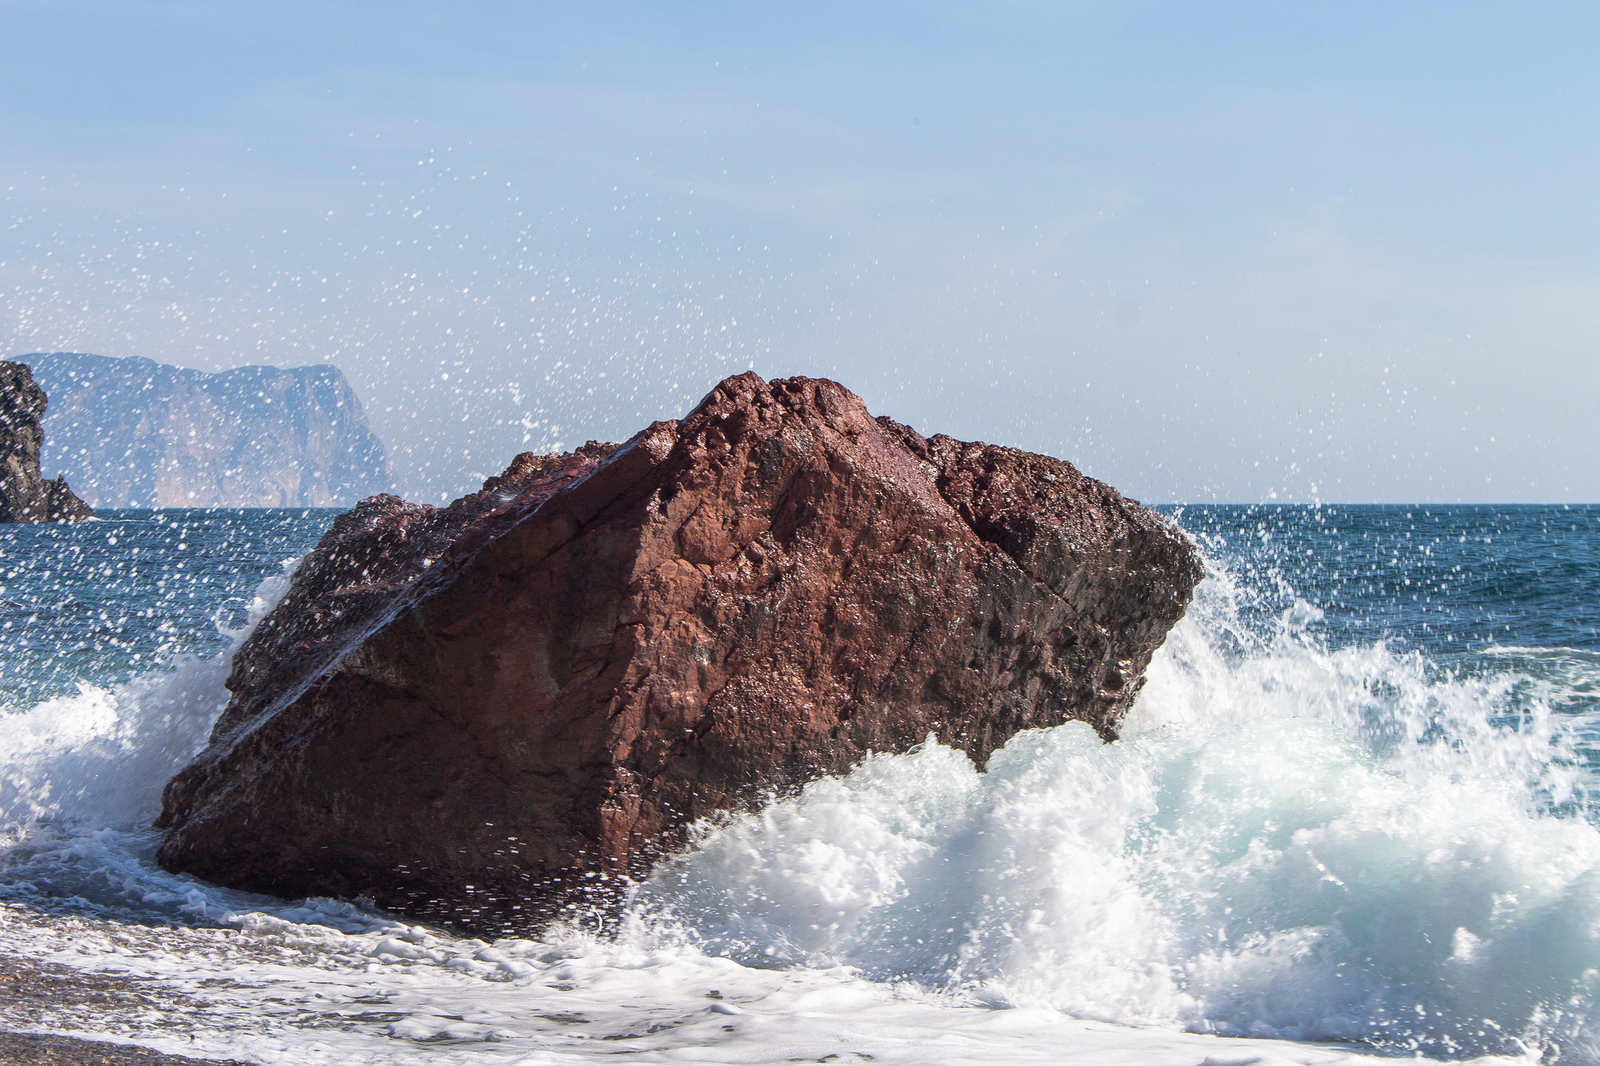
[0,559,296,839]
[2,557,1596,1064]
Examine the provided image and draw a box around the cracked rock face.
[156,373,1202,934]
[0,361,93,523]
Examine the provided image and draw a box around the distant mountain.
[24,353,396,508]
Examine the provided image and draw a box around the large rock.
[156,373,1202,934]
[26,352,395,508]
[0,361,93,522]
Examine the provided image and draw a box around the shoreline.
[0,952,249,1065]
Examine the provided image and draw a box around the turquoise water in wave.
[1167,504,1600,655]
[0,503,1598,1064]
[0,508,335,708]
[1167,504,1600,789]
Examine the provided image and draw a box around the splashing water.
[0,554,296,839]
[0,504,1594,1064]
[628,541,1600,1061]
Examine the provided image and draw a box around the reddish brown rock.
[156,373,1202,934]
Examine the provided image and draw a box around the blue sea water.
[0,503,1597,1064]
[1170,504,1600,655]
[1170,504,1600,778]
[0,508,335,709]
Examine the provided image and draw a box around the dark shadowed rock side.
[0,361,93,522]
[26,351,395,508]
[156,373,1203,934]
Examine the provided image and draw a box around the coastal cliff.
[26,352,395,508]
[0,361,93,523]
[156,373,1203,934]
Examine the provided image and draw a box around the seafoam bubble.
[625,551,1600,1061]
[0,519,1592,1063]
[0,557,297,838]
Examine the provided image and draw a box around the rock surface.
[157,373,1202,933]
[0,361,93,522]
[27,352,394,508]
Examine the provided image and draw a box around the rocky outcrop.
[0,361,93,522]
[26,352,395,508]
[156,373,1202,934]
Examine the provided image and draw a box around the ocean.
[0,503,1596,1065]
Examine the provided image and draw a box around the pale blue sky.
[2,2,1596,501]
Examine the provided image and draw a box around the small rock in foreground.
[157,373,1202,934]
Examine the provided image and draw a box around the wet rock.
[157,373,1202,933]
[207,443,618,747]
[0,361,93,522]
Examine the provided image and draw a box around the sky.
[0,1,1596,503]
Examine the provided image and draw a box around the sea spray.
[625,554,1600,1059]
[0,504,1592,1064]
[0,556,297,837]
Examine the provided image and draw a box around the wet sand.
[0,952,251,1065]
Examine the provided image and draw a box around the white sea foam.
[624,565,1600,1060]
[0,552,1587,1063]
[0,558,296,838]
